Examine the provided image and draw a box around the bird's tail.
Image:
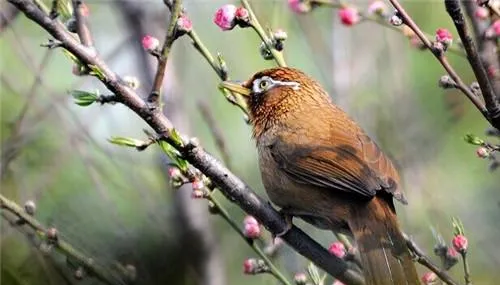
[348,196,419,285]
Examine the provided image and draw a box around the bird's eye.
[259,79,270,90]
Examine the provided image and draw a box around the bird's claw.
[273,208,293,238]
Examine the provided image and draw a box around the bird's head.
[220,67,331,137]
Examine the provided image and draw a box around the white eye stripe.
[252,76,300,93]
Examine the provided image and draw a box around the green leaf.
[464,133,484,145]
[62,49,81,65]
[157,140,189,172]
[307,263,322,285]
[108,137,146,148]
[452,217,465,236]
[88,65,107,81]
[69,90,98,107]
[169,129,184,147]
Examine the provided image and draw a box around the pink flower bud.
[244,223,261,239]
[243,215,259,226]
[452,234,468,252]
[367,1,387,16]
[338,7,360,26]
[176,15,192,33]
[243,258,257,274]
[235,7,249,20]
[476,147,490,158]
[293,272,307,284]
[192,179,205,190]
[474,7,489,19]
[435,28,453,47]
[333,281,346,285]
[288,0,311,14]
[447,246,459,258]
[46,227,58,242]
[191,189,205,199]
[214,4,237,31]
[273,29,288,41]
[168,167,181,178]
[328,241,346,258]
[492,20,500,36]
[80,3,89,17]
[421,272,437,285]
[142,35,160,51]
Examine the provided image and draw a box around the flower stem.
[240,0,287,67]
[208,193,292,285]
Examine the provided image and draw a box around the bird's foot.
[273,208,293,238]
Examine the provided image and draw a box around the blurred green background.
[1,0,499,284]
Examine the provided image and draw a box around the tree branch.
[388,0,492,126]
[404,234,459,285]
[445,0,500,129]
[0,194,127,285]
[7,0,364,284]
[149,0,182,105]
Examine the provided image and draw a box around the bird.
[220,67,419,285]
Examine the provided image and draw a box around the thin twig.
[0,194,126,285]
[240,0,287,67]
[8,1,364,284]
[72,0,92,47]
[388,0,491,125]
[445,0,500,130]
[149,0,182,106]
[198,100,232,168]
[208,194,292,285]
[315,0,465,57]
[403,234,459,285]
[461,252,472,285]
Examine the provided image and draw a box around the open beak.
[219,81,251,97]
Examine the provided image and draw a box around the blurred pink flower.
[338,7,360,26]
[214,4,237,30]
[421,272,437,285]
[177,15,192,33]
[142,35,160,51]
[452,234,468,252]
[288,0,311,14]
[328,241,346,258]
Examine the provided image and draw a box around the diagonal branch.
[7,0,364,284]
[445,0,500,129]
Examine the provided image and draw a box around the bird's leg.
[273,206,294,238]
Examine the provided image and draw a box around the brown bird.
[221,67,419,285]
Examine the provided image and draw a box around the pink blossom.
[338,7,360,26]
[328,241,346,258]
[367,1,387,15]
[191,179,205,190]
[332,281,346,285]
[474,7,489,20]
[435,28,453,46]
[80,3,89,17]
[191,189,205,199]
[168,167,181,178]
[235,7,249,20]
[452,234,468,252]
[244,223,261,239]
[243,215,259,226]
[288,0,311,14]
[447,246,459,258]
[176,15,192,33]
[141,35,160,51]
[214,4,237,31]
[476,147,490,158]
[421,272,437,285]
[243,258,257,274]
[493,20,500,36]
[293,272,307,284]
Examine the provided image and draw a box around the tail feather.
[348,196,419,285]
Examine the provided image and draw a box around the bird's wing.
[269,133,407,204]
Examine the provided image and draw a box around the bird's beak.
[219,81,251,97]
